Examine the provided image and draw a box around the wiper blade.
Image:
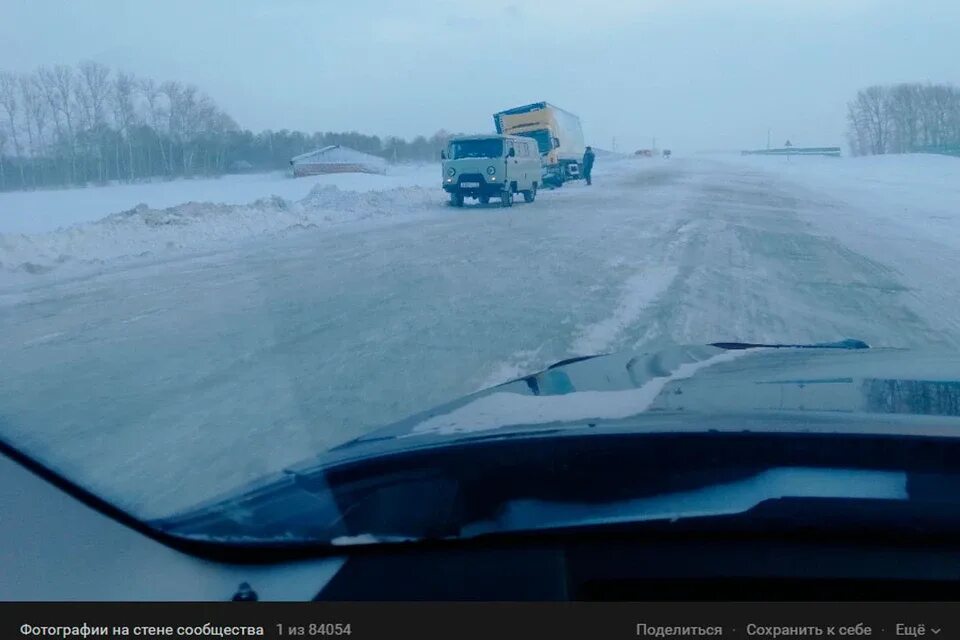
[711,339,869,350]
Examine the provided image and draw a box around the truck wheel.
[479,194,490,205]
[500,190,513,207]
[523,184,537,203]
[450,192,464,207]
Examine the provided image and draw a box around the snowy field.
[2,153,960,519]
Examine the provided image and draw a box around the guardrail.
[913,145,960,157]
[741,147,841,157]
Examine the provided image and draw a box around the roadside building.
[290,145,387,177]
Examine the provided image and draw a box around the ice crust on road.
[2,153,960,518]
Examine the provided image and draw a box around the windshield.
[521,129,552,154]
[1,1,960,552]
[450,138,504,159]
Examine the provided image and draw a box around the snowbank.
[0,164,440,234]
[0,183,444,280]
[0,158,648,283]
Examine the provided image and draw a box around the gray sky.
[2,0,959,152]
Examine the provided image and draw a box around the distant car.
[635,149,653,157]
[663,149,672,158]
[441,134,541,208]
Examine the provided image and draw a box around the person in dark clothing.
[582,146,596,185]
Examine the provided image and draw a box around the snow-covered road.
[2,155,959,518]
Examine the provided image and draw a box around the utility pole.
[767,129,771,150]
[612,137,617,152]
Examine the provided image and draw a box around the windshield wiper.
[711,339,869,350]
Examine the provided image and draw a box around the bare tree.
[36,67,63,143]
[0,72,28,187]
[846,99,870,156]
[160,81,225,176]
[161,80,188,173]
[73,61,112,181]
[0,126,7,190]
[927,84,958,147]
[886,83,920,154]
[945,85,960,143]
[18,74,47,185]
[76,61,111,127]
[863,86,890,154]
[140,78,171,175]
[847,85,892,155]
[848,82,960,156]
[112,71,139,180]
[36,65,79,182]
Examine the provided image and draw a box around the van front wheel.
[500,190,513,207]
[450,192,464,207]
[523,184,537,203]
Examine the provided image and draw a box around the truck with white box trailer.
[493,102,586,187]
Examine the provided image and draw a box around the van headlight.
[447,167,456,177]
[486,166,496,175]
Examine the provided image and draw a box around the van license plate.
[461,182,480,188]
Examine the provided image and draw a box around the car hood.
[155,340,960,547]
[317,340,960,464]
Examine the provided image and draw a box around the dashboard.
[5,449,960,601]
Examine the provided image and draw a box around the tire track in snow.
[570,265,680,356]
[567,201,702,357]
[630,163,944,350]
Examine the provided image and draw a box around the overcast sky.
[2,0,959,152]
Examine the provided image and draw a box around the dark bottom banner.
[4,602,958,640]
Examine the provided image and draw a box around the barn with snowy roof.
[290,145,387,177]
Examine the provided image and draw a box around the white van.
[441,134,541,207]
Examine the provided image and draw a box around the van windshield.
[451,139,504,159]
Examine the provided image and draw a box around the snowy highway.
[2,155,960,518]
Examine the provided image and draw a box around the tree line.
[0,61,457,192]
[847,82,960,156]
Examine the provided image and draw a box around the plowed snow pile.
[0,184,444,278]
